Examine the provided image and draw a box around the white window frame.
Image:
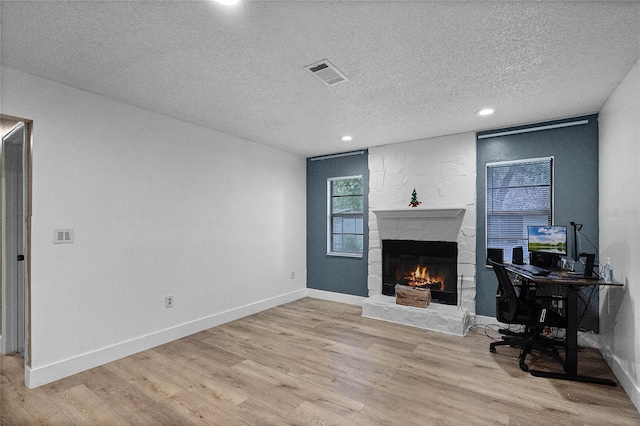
[485,157,554,264]
[327,175,364,258]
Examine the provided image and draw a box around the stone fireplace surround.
[362,207,472,335]
[361,134,477,335]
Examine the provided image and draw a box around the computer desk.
[505,265,623,386]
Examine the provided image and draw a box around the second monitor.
[527,225,567,256]
[528,225,567,268]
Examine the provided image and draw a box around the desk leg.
[565,286,579,375]
[530,286,616,386]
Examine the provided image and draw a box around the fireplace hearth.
[382,240,458,305]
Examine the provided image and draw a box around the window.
[486,157,553,264]
[328,176,363,256]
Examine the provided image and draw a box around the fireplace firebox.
[382,240,458,305]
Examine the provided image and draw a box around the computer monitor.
[527,225,567,255]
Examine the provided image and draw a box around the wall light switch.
[54,229,74,244]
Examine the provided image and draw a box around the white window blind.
[486,158,553,263]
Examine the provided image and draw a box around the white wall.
[1,66,307,387]
[599,57,640,410]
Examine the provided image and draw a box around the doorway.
[1,115,31,366]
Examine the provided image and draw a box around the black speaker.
[581,253,597,279]
[487,248,504,264]
[512,246,524,265]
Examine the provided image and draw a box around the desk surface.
[504,264,623,287]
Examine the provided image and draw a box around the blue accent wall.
[476,115,600,331]
[307,151,369,297]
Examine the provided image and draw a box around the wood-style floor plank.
[51,383,129,425]
[1,298,639,425]
[232,359,365,419]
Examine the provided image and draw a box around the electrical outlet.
[165,296,174,308]
[551,296,563,310]
[290,270,295,280]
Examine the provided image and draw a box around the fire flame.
[404,265,445,290]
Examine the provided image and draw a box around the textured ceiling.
[1,1,639,157]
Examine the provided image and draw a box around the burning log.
[403,265,445,290]
[395,284,431,308]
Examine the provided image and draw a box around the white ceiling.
[1,1,639,157]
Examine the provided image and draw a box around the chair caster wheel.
[519,362,529,372]
[490,346,496,353]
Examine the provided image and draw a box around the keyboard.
[512,264,550,276]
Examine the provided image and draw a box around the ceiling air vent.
[305,60,349,87]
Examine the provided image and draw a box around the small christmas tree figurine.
[409,188,422,207]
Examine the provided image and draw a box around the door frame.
[0,114,33,368]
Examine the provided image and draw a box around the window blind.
[486,158,553,263]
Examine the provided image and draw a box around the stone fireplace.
[361,133,477,335]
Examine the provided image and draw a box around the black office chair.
[488,260,566,372]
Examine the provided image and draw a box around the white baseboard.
[576,330,600,349]
[25,289,307,389]
[601,347,640,413]
[305,288,366,306]
[472,314,502,326]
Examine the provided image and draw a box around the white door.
[1,122,27,357]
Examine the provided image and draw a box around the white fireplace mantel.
[372,207,465,219]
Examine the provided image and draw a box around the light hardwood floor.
[1,298,639,425]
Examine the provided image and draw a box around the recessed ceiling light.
[477,108,495,116]
[214,0,240,5]
[341,136,353,141]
